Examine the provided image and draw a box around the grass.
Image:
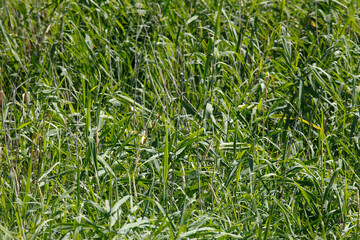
[1,0,360,239]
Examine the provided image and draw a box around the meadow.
[1,0,360,239]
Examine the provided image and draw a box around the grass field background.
[1,0,360,239]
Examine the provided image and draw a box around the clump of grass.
[1,0,360,239]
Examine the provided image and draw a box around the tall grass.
[1,0,360,239]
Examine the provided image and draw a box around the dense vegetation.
[1,0,360,239]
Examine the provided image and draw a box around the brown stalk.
[133,155,139,199]
[181,162,186,190]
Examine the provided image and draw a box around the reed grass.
[1,0,360,239]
